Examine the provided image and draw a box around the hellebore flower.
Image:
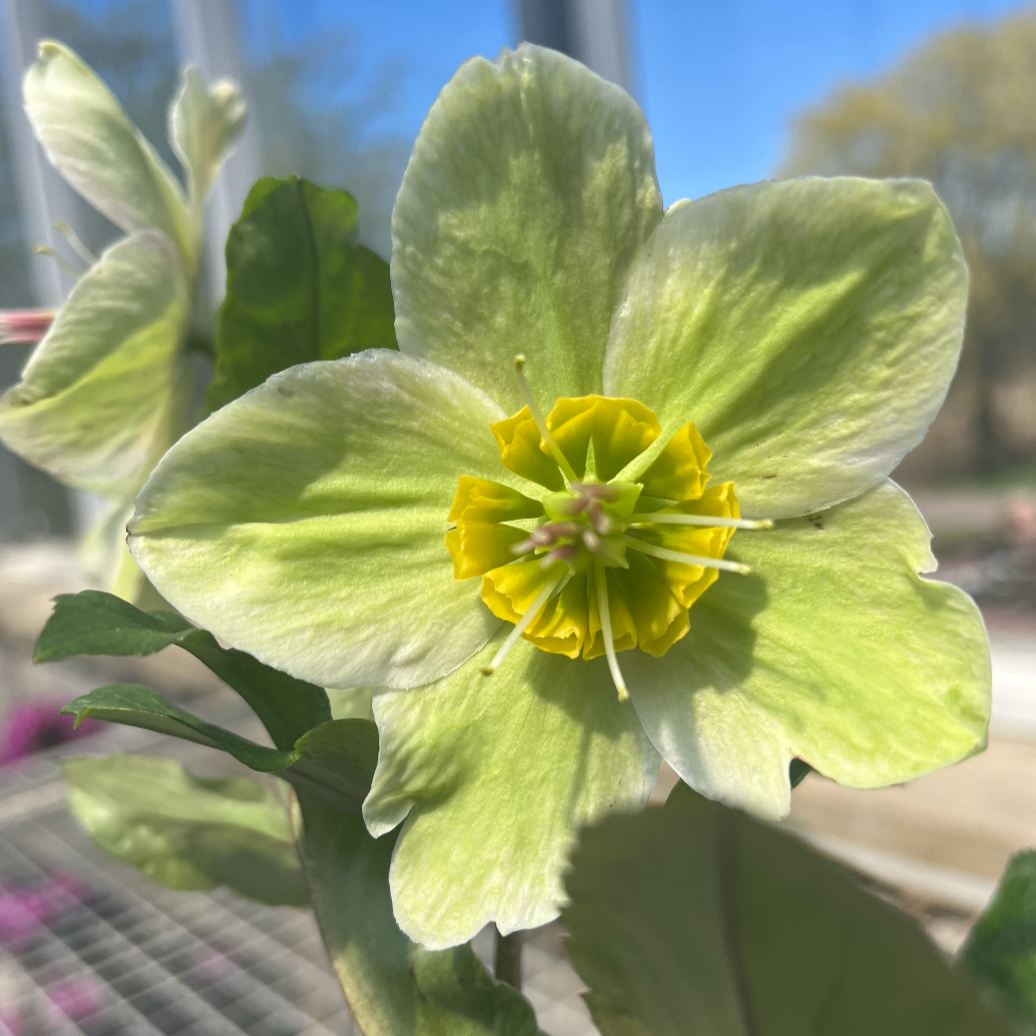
[0,42,243,599]
[126,46,989,948]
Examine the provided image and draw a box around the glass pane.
[238,0,512,257]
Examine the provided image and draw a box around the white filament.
[629,513,773,530]
[594,563,629,702]
[481,570,568,676]
[623,535,752,575]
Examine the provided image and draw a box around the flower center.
[445,358,772,699]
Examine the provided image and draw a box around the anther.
[543,521,581,539]
[514,356,578,484]
[540,543,578,568]
[589,506,614,535]
[559,498,588,516]
[623,535,752,575]
[594,563,629,701]
[513,521,584,556]
[482,570,568,675]
[629,513,774,531]
[582,529,602,553]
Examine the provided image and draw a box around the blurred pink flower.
[0,699,100,766]
[44,979,101,1023]
[0,872,86,949]
[0,310,54,346]
[0,889,43,948]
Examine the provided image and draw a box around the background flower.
[0,43,243,600]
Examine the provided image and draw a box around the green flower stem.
[296,793,539,1035]
[494,929,523,991]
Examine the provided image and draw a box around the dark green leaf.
[64,754,307,908]
[61,684,376,813]
[562,783,1017,1036]
[35,590,194,656]
[36,590,330,749]
[961,850,1036,1028]
[207,175,397,412]
[789,758,812,788]
[298,793,538,1036]
[60,684,298,771]
[290,718,379,806]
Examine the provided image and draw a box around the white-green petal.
[392,43,662,413]
[625,480,989,820]
[24,41,194,267]
[79,499,147,603]
[169,66,245,205]
[604,178,968,519]
[0,231,191,499]
[364,637,659,949]
[129,351,519,690]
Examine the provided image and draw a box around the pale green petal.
[604,178,968,518]
[392,43,662,412]
[24,41,194,266]
[625,480,989,820]
[78,499,148,602]
[0,231,191,499]
[130,352,519,690]
[169,66,245,204]
[363,637,659,949]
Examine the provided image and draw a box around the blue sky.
[243,0,1027,205]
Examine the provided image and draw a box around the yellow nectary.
[445,395,746,683]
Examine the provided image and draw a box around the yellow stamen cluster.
[445,366,769,698]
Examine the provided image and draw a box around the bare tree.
[784,9,1036,481]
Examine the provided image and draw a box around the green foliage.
[36,590,330,748]
[299,793,539,1036]
[60,683,298,771]
[207,176,396,412]
[47,589,538,1032]
[59,684,375,812]
[789,758,812,788]
[961,850,1036,1027]
[64,754,307,907]
[562,782,1016,1036]
[293,719,379,805]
